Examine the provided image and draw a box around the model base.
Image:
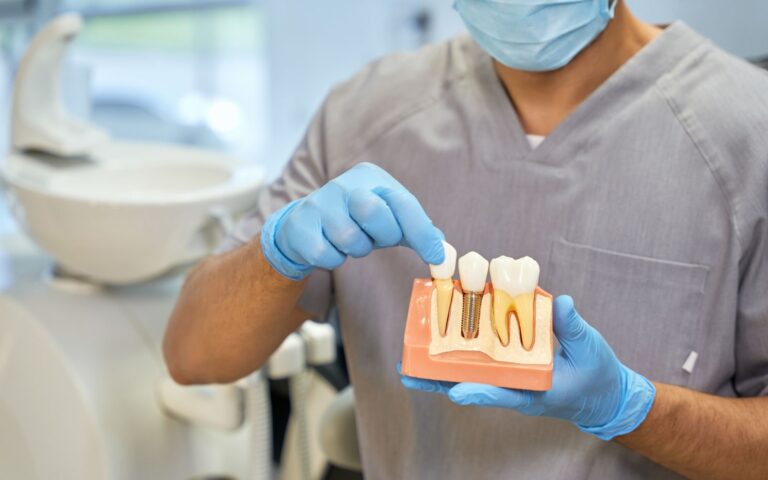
[401,279,554,391]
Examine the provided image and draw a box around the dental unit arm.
[11,13,108,157]
[159,320,336,480]
[401,242,554,391]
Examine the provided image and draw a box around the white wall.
[262,0,465,178]
[627,0,768,58]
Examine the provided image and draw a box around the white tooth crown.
[429,241,457,279]
[490,255,515,292]
[458,251,489,293]
[490,256,540,297]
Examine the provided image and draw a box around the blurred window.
[64,0,246,10]
[0,0,463,177]
[0,0,27,16]
[68,1,266,160]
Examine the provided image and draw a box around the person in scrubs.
[164,0,768,478]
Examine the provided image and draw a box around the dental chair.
[160,320,348,480]
[318,386,362,475]
[161,320,365,480]
[0,13,362,480]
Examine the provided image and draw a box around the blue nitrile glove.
[261,162,445,281]
[400,295,656,441]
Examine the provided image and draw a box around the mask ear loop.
[602,0,619,21]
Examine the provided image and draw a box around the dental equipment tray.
[401,279,554,391]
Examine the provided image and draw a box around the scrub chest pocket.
[546,238,710,387]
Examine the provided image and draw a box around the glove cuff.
[260,199,314,281]
[577,369,656,441]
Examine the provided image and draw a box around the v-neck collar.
[468,22,708,168]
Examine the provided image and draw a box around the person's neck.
[495,2,662,136]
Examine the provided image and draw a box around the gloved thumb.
[448,383,533,410]
[553,295,590,345]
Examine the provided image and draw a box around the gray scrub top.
[220,23,768,479]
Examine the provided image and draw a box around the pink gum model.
[401,279,554,391]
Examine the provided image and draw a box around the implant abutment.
[457,251,490,340]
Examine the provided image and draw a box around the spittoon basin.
[0,141,263,284]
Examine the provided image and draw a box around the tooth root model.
[458,251,490,339]
[490,256,540,350]
[429,241,457,337]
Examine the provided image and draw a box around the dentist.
[164,0,768,478]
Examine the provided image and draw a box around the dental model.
[401,248,554,391]
[429,241,457,337]
[490,256,540,350]
[458,252,489,339]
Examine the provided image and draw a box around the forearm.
[163,236,308,384]
[617,383,768,479]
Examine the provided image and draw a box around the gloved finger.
[448,383,534,410]
[280,215,347,270]
[400,376,455,395]
[274,230,305,268]
[301,235,347,270]
[398,364,454,395]
[347,188,402,247]
[274,208,318,266]
[553,295,590,344]
[321,213,374,259]
[553,295,608,361]
[372,186,444,265]
[295,184,372,259]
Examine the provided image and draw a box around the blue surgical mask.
[454,0,617,72]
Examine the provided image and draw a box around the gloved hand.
[400,295,656,441]
[261,162,445,281]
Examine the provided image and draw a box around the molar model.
[401,242,554,391]
[490,256,540,350]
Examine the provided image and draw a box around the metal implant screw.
[461,292,482,339]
